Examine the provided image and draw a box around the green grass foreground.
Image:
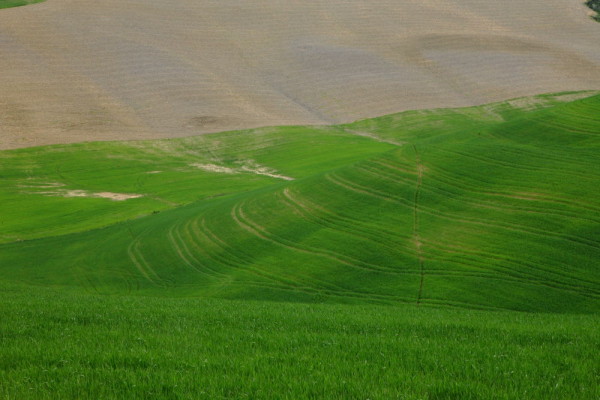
[1,91,600,398]
[1,283,598,400]
[0,0,43,9]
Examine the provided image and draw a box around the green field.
[1,91,599,398]
[1,283,598,399]
[0,0,43,9]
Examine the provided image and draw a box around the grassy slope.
[0,125,389,242]
[1,92,600,398]
[1,92,599,312]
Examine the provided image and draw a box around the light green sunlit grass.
[0,126,392,242]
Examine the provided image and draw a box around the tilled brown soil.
[1,0,599,149]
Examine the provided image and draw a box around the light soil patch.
[18,182,65,189]
[502,91,600,111]
[94,192,143,201]
[343,129,405,146]
[190,161,294,181]
[190,164,237,174]
[19,182,143,201]
[40,190,142,201]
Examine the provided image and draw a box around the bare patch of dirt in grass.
[19,181,143,201]
[42,190,142,201]
[190,160,294,181]
[190,163,237,174]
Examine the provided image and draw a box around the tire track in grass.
[180,224,308,295]
[372,159,420,176]
[336,172,600,287]
[98,268,142,294]
[440,147,600,183]
[326,172,414,209]
[185,217,306,292]
[249,186,520,299]
[180,217,324,294]
[283,187,415,248]
[232,200,417,276]
[228,202,418,303]
[195,217,336,294]
[285,185,459,265]
[420,241,600,298]
[170,217,316,294]
[194,217,260,267]
[413,146,425,306]
[72,265,102,295]
[167,221,228,281]
[274,191,566,291]
[127,238,169,287]
[279,189,417,260]
[360,156,600,222]
[180,219,242,279]
[535,119,600,136]
[328,168,600,253]
[358,162,600,225]
[283,186,588,294]
[193,215,360,297]
[423,167,600,224]
[421,234,600,290]
[425,236,600,297]
[435,148,600,213]
[491,146,600,177]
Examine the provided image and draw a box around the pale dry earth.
[1,0,600,149]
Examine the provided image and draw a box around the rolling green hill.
[1,91,600,399]
[1,91,598,312]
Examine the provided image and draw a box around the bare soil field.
[1,0,599,149]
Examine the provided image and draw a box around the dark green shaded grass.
[1,283,598,400]
[587,0,600,21]
[0,0,43,9]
